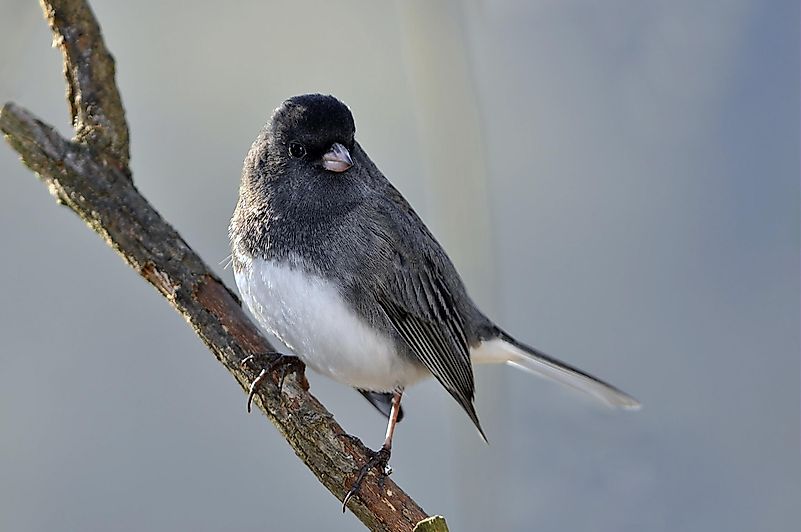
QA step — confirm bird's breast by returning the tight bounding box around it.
[233,253,428,392]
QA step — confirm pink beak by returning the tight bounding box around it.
[322,143,353,173]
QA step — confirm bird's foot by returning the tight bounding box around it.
[342,446,392,512]
[241,352,304,412]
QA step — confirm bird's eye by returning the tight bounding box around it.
[289,142,306,159]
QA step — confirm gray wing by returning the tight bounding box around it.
[366,190,486,439]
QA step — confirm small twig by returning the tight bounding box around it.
[2,1,442,530]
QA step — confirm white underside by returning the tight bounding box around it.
[234,255,429,392]
[234,254,639,409]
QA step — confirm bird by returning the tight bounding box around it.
[229,93,639,508]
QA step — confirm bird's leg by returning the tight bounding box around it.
[342,391,403,512]
[240,352,304,412]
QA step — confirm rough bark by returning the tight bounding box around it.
[2,1,447,530]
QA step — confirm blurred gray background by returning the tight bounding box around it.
[1,1,799,531]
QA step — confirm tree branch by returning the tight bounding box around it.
[41,0,129,171]
[2,1,443,530]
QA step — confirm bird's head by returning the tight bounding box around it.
[267,93,356,176]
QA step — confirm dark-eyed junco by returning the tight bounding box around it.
[229,94,639,507]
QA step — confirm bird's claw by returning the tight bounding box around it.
[342,447,392,512]
[240,351,281,369]
[242,352,303,413]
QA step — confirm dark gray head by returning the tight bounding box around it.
[235,94,373,210]
[265,93,357,177]
[231,94,377,259]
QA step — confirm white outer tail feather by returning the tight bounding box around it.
[471,338,641,410]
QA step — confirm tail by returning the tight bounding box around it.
[472,330,640,410]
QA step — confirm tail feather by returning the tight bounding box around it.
[472,332,640,410]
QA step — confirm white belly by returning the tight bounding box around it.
[233,255,429,392]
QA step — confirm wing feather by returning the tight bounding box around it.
[361,189,486,438]
[378,272,485,439]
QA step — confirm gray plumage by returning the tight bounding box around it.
[230,94,638,439]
